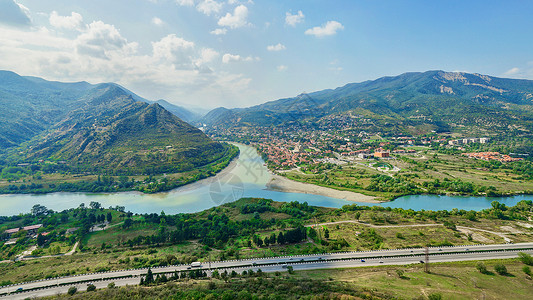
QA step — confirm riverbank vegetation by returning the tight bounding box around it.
[1,198,532,285]
[280,149,533,201]
[0,143,239,194]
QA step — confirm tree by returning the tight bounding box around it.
[106,212,113,223]
[277,232,285,244]
[123,218,133,229]
[494,263,507,275]
[31,204,48,216]
[107,282,116,289]
[87,284,96,292]
[145,268,154,284]
[324,228,330,239]
[89,201,101,210]
[36,233,45,247]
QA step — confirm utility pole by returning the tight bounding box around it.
[424,246,430,273]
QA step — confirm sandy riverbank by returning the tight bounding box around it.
[266,174,381,203]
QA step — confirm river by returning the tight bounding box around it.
[0,144,531,215]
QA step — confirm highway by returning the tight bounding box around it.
[1,242,532,299]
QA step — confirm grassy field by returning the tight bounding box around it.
[284,151,533,200]
[295,259,533,300]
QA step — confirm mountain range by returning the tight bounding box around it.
[0,71,223,174]
[201,70,533,135]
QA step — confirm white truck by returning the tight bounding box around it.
[190,262,202,268]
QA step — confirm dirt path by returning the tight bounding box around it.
[456,226,511,243]
[64,241,78,256]
[305,220,444,229]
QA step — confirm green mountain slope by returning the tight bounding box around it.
[202,71,533,134]
[0,71,227,175]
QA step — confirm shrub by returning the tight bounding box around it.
[494,263,507,275]
[428,293,442,300]
[67,286,77,295]
[518,252,533,266]
[523,266,531,276]
[476,262,488,274]
[107,282,116,289]
[87,284,96,291]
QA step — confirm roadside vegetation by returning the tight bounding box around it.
[1,198,532,285]
[40,258,533,300]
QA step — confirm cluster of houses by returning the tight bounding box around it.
[448,137,490,146]
[3,224,43,245]
[462,152,523,162]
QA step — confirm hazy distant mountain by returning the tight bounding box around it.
[0,71,225,173]
[202,70,533,134]
[153,99,201,123]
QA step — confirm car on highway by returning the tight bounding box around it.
[360,259,365,262]
[419,260,425,263]
[282,263,288,268]
[15,287,23,292]
[379,260,383,263]
[252,262,257,266]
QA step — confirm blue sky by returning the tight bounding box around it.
[0,0,532,108]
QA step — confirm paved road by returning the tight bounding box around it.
[2,242,532,299]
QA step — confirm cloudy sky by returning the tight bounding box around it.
[1,0,532,108]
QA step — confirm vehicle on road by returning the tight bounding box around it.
[15,287,23,292]
[361,259,365,262]
[282,263,288,268]
[191,262,202,268]
[419,260,425,263]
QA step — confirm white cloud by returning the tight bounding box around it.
[176,0,195,6]
[49,11,84,31]
[210,28,227,35]
[0,13,257,108]
[285,10,304,27]
[196,48,219,65]
[197,0,222,16]
[151,17,164,26]
[503,67,520,76]
[0,0,31,27]
[218,5,249,29]
[277,65,287,71]
[75,21,137,59]
[305,21,344,37]
[222,53,258,63]
[152,34,196,69]
[267,43,286,52]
